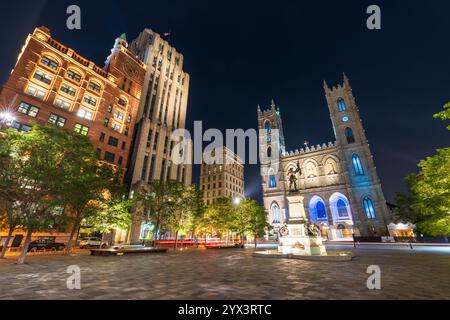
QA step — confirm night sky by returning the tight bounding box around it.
[0,0,448,203]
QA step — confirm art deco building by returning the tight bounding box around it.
[200,147,245,205]
[0,26,145,169]
[259,75,392,240]
[126,29,192,188]
[125,29,192,242]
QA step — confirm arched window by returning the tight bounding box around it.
[316,201,327,220]
[264,120,271,134]
[267,146,272,158]
[337,199,349,218]
[309,195,328,223]
[272,204,280,223]
[352,154,364,176]
[338,98,346,112]
[363,197,376,219]
[345,127,355,144]
[269,175,277,188]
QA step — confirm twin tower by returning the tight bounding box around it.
[258,75,390,239]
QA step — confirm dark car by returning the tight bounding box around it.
[28,239,65,252]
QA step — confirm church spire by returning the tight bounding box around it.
[271,99,276,110]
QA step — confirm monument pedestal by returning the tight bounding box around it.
[278,194,327,256]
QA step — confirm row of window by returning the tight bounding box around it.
[271,195,376,224]
[98,133,126,150]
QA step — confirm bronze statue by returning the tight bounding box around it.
[288,161,302,191]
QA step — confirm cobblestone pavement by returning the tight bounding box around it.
[0,247,449,300]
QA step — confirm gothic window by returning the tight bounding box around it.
[352,154,364,176]
[337,199,349,218]
[345,127,355,144]
[269,175,277,188]
[316,201,327,220]
[363,197,376,219]
[264,120,271,134]
[267,146,272,158]
[272,204,280,224]
[338,98,346,112]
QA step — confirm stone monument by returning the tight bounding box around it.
[278,193,327,256]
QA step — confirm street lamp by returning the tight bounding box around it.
[233,197,241,206]
[0,111,15,129]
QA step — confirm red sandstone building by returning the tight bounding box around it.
[0,26,146,244]
[0,26,146,169]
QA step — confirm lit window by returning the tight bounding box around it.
[352,154,364,176]
[83,95,97,106]
[272,204,280,224]
[88,82,102,93]
[54,98,71,110]
[337,199,349,218]
[363,197,376,219]
[26,86,46,100]
[17,102,39,117]
[77,108,93,120]
[40,56,59,70]
[115,110,124,120]
[112,123,122,132]
[48,114,66,127]
[33,70,53,85]
[269,175,277,188]
[338,98,346,112]
[316,201,327,220]
[60,84,76,96]
[67,70,81,82]
[74,124,89,136]
[264,120,271,134]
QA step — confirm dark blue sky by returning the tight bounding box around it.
[0,0,448,202]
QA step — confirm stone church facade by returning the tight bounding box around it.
[258,75,391,240]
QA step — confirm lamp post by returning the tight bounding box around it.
[0,111,15,130]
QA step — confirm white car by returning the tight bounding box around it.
[79,237,105,249]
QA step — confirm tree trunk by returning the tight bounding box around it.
[174,230,179,250]
[0,226,14,259]
[17,229,32,265]
[65,218,81,255]
[254,233,257,249]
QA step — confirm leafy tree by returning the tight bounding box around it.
[0,126,72,264]
[396,103,450,236]
[239,199,270,248]
[84,196,133,243]
[168,184,204,249]
[136,180,179,242]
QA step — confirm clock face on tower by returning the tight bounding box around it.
[342,116,350,123]
[122,60,139,79]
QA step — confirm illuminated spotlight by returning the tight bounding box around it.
[0,112,15,126]
[233,197,241,205]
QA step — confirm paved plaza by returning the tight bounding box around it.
[0,246,449,300]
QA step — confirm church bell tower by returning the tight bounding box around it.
[324,74,390,236]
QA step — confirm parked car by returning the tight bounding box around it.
[28,239,65,252]
[79,237,107,249]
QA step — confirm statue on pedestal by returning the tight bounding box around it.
[288,161,302,191]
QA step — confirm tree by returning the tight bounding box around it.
[0,126,72,264]
[136,180,179,243]
[396,103,450,236]
[239,199,270,248]
[84,196,133,243]
[168,184,204,249]
[62,160,124,254]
